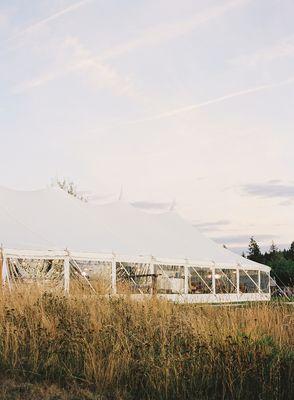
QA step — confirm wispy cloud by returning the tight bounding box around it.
[4,0,92,45]
[267,179,282,185]
[13,37,138,97]
[14,70,63,93]
[230,35,294,67]
[242,181,294,202]
[11,0,250,96]
[193,219,230,232]
[120,77,294,124]
[213,234,275,246]
[4,0,248,52]
[98,0,250,61]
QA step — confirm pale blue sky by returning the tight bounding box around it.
[1,0,294,252]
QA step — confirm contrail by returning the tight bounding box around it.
[122,77,294,125]
[4,0,92,44]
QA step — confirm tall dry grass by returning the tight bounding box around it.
[0,285,292,399]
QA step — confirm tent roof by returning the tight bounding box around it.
[0,186,269,270]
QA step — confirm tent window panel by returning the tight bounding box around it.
[215,269,237,294]
[73,260,112,293]
[75,260,111,280]
[188,267,212,294]
[260,271,269,293]
[7,258,64,286]
[239,270,259,293]
[116,262,152,294]
[155,265,184,294]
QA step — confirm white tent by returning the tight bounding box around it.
[0,186,270,302]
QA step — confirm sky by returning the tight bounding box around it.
[0,0,294,254]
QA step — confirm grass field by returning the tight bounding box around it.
[0,287,293,400]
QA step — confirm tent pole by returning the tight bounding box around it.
[2,254,10,290]
[0,247,3,287]
[184,260,189,295]
[1,247,9,288]
[64,253,70,294]
[258,270,261,293]
[236,267,240,298]
[212,263,216,296]
[111,255,117,295]
[268,272,271,295]
[150,256,155,296]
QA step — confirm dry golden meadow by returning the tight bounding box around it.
[0,285,293,400]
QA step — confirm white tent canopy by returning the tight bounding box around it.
[0,186,269,271]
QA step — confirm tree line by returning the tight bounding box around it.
[244,237,294,287]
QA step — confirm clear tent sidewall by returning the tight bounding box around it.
[1,248,271,303]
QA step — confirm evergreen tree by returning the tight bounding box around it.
[289,241,294,261]
[247,237,263,263]
[246,238,294,286]
[270,257,294,287]
[269,241,278,254]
